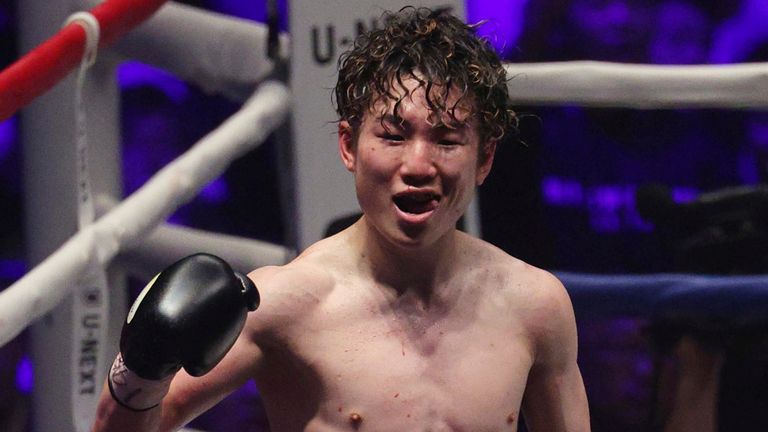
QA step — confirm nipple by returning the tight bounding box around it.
[349,412,363,428]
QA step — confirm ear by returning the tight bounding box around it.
[476,140,497,186]
[338,120,356,172]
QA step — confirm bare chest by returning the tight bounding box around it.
[264,299,533,431]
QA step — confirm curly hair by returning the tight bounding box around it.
[334,7,517,151]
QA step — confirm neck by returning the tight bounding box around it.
[352,217,459,302]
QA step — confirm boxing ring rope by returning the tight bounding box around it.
[0,0,290,122]
[0,0,171,121]
[558,272,768,323]
[104,200,295,279]
[0,80,289,347]
[504,61,768,109]
[81,0,290,101]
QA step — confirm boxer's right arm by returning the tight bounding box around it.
[91,254,261,432]
[92,379,163,432]
[92,317,266,432]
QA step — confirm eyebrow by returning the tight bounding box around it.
[379,114,407,128]
[377,114,468,132]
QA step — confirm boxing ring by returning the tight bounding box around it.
[1,0,768,431]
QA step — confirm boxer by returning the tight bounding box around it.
[92,7,590,431]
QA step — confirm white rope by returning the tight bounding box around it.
[91,194,293,278]
[505,60,768,109]
[80,0,289,101]
[0,81,290,347]
[64,12,100,68]
[117,222,294,279]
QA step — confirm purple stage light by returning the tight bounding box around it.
[118,61,189,104]
[671,186,699,204]
[200,178,230,204]
[0,258,25,281]
[0,115,16,161]
[542,176,583,206]
[15,355,33,394]
[466,0,528,57]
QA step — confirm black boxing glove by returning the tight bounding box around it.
[108,253,259,411]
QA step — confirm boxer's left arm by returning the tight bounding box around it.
[520,272,590,432]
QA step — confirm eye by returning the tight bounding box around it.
[437,138,462,147]
[381,133,405,142]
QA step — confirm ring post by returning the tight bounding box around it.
[18,2,126,431]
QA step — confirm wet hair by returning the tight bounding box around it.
[334,7,517,153]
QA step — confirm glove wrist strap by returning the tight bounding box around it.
[107,352,174,411]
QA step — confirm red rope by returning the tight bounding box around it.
[0,0,169,121]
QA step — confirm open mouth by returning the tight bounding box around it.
[393,193,440,215]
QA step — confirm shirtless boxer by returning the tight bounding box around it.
[92,7,590,431]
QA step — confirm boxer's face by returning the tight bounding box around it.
[339,77,495,249]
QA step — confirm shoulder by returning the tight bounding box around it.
[244,236,346,343]
[462,234,575,350]
[504,262,577,366]
[461,233,566,301]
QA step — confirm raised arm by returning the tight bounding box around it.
[521,272,590,432]
[91,254,261,432]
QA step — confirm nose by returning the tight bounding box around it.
[399,140,437,185]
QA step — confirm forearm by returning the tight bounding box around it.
[91,380,164,432]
